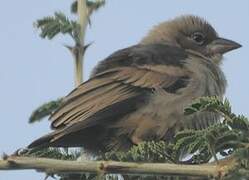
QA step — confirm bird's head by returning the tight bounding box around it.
[141,15,241,64]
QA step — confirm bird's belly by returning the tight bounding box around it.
[121,82,222,143]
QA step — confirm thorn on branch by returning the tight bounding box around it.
[65,42,93,59]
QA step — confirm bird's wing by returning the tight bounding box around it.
[49,66,189,140]
[45,44,191,142]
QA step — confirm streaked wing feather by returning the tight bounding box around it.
[51,82,120,125]
[50,65,188,133]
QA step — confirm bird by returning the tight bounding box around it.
[28,15,241,153]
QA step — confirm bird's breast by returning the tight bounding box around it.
[137,56,227,137]
[185,55,227,98]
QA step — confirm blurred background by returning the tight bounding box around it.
[0,0,248,179]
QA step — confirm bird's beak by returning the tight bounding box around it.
[208,38,242,55]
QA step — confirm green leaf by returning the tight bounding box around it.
[29,98,63,123]
[35,12,80,42]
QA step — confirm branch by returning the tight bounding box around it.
[0,156,237,178]
[73,0,89,86]
[73,0,105,86]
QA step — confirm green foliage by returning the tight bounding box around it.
[71,0,106,15]
[22,147,79,160]
[103,141,174,163]
[35,12,81,43]
[173,124,240,164]
[102,142,180,180]
[29,98,63,123]
[184,96,231,116]
[176,97,249,164]
[22,148,96,180]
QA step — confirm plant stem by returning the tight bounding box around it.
[74,0,88,87]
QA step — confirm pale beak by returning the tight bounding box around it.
[208,38,242,55]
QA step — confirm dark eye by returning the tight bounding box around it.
[191,32,205,45]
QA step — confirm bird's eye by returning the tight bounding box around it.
[191,32,205,45]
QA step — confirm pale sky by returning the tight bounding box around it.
[0,0,248,179]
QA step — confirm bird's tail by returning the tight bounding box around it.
[28,132,57,149]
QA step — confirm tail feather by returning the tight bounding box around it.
[28,126,106,151]
[28,132,56,149]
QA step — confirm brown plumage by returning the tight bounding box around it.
[28,15,241,153]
